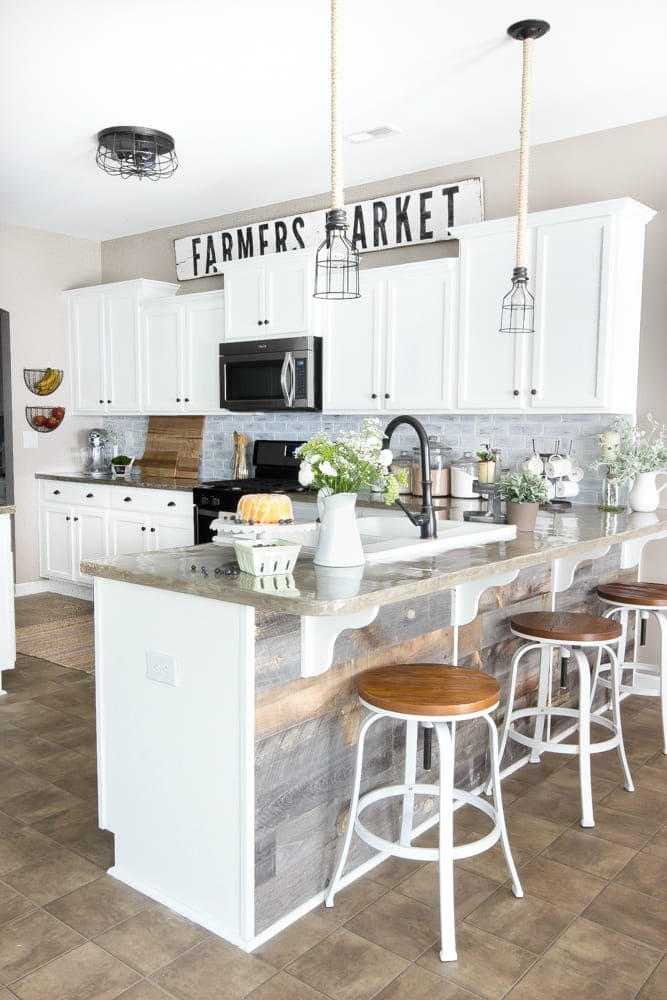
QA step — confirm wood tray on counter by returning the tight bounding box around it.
[135,416,205,479]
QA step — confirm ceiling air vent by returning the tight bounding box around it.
[345,125,403,144]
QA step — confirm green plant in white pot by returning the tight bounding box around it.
[497,471,549,531]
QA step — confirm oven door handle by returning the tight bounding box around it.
[280,352,295,408]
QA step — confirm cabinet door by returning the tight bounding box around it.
[72,509,108,584]
[183,294,224,412]
[384,263,456,411]
[142,302,184,412]
[529,217,609,410]
[223,264,266,340]
[457,230,527,410]
[68,295,107,414]
[323,275,384,412]
[151,516,194,551]
[109,512,151,556]
[265,253,313,335]
[105,293,141,413]
[39,506,73,580]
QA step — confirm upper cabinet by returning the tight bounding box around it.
[67,280,179,415]
[323,259,458,413]
[452,198,655,413]
[222,249,318,340]
[141,291,224,413]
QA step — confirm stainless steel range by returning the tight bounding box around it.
[193,438,306,543]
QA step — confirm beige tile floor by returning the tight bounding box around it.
[0,650,666,999]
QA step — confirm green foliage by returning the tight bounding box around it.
[112,455,132,466]
[589,415,667,483]
[497,471,549,504]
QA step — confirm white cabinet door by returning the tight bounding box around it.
[323,275,384,412]
[265,252,313,335]
[456,229,527,410]
[39,506,73,581]
[72,509,109,584]
[183,293,224,412]
[384,262,457,411]
[529,217,608,410]
[105,292,141,413]
[152,516,194,551]
[109,512,151,556]
[224,264,266,339]
[69,295,107,413]
[142,301,183,412]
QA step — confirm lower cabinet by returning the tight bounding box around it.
[38,480,194,586]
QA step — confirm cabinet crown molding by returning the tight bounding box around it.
[450,197,656,240]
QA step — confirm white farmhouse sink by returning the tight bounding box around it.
[354,514,516,563]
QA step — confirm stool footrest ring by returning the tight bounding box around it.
[596,662,661,698]
[507,707,620,756]
[354,783,502,863]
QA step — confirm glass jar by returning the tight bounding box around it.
[411,437,452,497]
[450,452,479,498]
[598,475,627,513]
[390,451,413,496]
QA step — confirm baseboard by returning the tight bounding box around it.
[15,579,93,601]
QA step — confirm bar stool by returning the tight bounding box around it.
[496,612,634,828]
[324,664,523,963]
[594,582,667,754]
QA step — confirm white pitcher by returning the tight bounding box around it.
[628,471,667,512]
[314,492,365,567]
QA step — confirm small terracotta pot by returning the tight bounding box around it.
[506,501,539,532]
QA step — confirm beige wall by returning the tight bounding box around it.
[0,223,101,584]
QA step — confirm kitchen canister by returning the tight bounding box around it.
[390,451,413,496]
[412,437,452,498]
[450,452,479,498]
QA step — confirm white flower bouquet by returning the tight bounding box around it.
[591,415,667,483]
[296,418,405,504]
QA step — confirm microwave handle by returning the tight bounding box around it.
[280,352,296,408]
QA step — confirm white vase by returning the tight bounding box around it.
[314,492,365,567]
[628,471,667,512]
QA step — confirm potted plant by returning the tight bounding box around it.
[590,415,667,513]
[497,471,549,531]
[476,444,500,484]
[111,454,134,478]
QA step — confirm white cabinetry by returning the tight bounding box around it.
[141,291,224,413]
[0,513,16,694]
[67,280,179,415]
[223,249,317,340]
[453,198,655,413]
[38,480,194,587]
[323,259,457,413]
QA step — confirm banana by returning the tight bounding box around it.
[35,368,59,394]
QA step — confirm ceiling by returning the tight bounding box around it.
[2,0,666,241]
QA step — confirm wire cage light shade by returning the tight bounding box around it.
[96,126,178,180]
[500,266,534,334]
[314,209,360,299]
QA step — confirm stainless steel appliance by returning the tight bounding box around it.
[219,336,322,411]
[193,438,306,543]
[82,428,112,478]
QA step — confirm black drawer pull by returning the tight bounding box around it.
[167,501,176,507]
[123,497,132,503]
[86,493,94,498]
[53,489,61,495]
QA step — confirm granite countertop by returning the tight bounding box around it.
[35,472,200,492]
[81,506,667,616]
[0,506,15,516]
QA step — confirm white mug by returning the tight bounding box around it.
[545,457,572,479]
[522,454,543,475]
[544,479,556,500]
[555,480,579,498]
[568,465,585,483]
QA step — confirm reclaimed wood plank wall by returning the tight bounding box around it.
[253,544,636,933]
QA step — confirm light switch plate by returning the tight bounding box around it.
[23,431,38,449]
[146,650,177,686]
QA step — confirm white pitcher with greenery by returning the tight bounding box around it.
[591,415,667,513]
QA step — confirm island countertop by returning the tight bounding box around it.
[81,506,667,616]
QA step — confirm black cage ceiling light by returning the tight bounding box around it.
[313,0,360,300]
[96,126,178,181]
[499,19,550,334]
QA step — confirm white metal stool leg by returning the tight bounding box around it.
[658,612,667,754]
[400,720,418,846]
[325,712,380,906]
[530,644,553,763]
[605,642,634,791]
[573,648,594,828]
[483,713,523,898]
[433,721,456,962]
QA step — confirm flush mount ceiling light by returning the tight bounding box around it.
[96,126,178,181]
[499,19,550,334]
[313,0,360,300]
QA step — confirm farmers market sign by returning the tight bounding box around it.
[174,178,483,281]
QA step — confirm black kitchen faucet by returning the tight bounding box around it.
[383,415,437,539]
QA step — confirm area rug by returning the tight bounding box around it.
[15,593,95,673]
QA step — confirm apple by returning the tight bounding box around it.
[52,406,65,419]
[33,415,48,427]
[46,415,59,428]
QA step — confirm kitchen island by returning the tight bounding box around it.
[83,506,667,951]
[0,506,16,695]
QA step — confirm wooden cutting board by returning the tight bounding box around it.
[137,416,205,479]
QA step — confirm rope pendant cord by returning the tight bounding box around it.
[330,0,343,211]
[515,36,533,270]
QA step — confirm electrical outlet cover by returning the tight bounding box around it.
[145,650,177,686]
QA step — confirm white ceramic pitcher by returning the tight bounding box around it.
[314,492,365,567]
[628,471,667,512]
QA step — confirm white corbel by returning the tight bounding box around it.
[300,606,380,677]
[450,570,520,628]
[620,528,667,571]
[551,546,611,598]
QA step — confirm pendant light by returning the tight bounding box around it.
[96,127,178,181]
[313,0,360,299]
[499,19,550,334]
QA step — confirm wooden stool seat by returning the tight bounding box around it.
[357,665,500,717]
[510,611,622,644]
[597,582,667,607]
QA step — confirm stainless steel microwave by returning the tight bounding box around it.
[219,335,322,411]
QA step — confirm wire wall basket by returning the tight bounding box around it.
[23,368,64,396]
[25,406,65,432]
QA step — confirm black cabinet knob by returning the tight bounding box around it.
[371,393,378,399]
[73,516,79,522]
[257,320,262,326]
[66,515,70,521]
[513,389,520,396]
[184,397,189,403]
[86,493,93,498]
[141,525,146,531]
[176,397,181,402]
[99,399,104,404]
[384,393,390,399]
[264,319,269,325]
[150,527,156,533]
[53,489,61,495]
[123,497,132,503]
[167,501,176,507]
[531,388,537,395]
[107,400,111,404]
